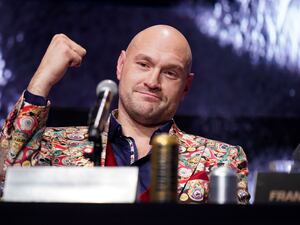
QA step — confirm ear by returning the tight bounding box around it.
[182,73,194,99]
[116,50,126,80]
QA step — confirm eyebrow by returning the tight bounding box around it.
[134,54,153,62]
[134,53,185,72]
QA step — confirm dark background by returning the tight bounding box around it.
[0,0,299,199]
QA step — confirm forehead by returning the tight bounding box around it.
[128,37,190,67]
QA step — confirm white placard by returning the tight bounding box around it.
[3,167,138,203]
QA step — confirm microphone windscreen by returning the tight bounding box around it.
[96,79,118,96]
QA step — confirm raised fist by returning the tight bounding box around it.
[27,34,87,97]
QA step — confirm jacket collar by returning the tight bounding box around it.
[101,111,206,193]
[107,110,173,143]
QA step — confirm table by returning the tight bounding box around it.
[0,202,299,225]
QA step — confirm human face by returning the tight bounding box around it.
[117,39,192,126]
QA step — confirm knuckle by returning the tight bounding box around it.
[52,33,67,43]
[56,44,72,59]
[76,55,82,63]
[82,48,87,56]
[53,33,62,40]
[61,47,72,58]
[71,59,81,67]
[75,56,82,65]
[59,43,69,52]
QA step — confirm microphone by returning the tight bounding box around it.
[88,79,118,165]
[290,144,300,173]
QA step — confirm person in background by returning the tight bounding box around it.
[0,25,250,203]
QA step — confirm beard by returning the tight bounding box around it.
[118,87,175,127]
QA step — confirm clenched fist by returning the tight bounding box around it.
[27,34,86,97]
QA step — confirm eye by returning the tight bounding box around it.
[164,70,178,79]
[137,61,149,69]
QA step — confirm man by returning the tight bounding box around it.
[0,25,250,203]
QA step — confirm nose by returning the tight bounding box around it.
[144,68,161,90]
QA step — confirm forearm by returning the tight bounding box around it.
[0,92,50,178]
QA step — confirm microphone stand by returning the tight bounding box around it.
[87,88,110,167]
[87,80,118,167]
[88,127,102,166]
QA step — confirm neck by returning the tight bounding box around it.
[117,109,159,139]
[116,108,161,159]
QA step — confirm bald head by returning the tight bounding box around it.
[126,25,192,74]
[116,25,194,126]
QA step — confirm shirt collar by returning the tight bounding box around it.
[108,110,173,142]
[108,110,122,141]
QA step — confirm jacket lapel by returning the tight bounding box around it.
[169,123,208,196]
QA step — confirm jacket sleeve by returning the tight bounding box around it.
[231,145,251,204]
[0,92,50,183]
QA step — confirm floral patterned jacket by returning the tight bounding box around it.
[0,93,250,203]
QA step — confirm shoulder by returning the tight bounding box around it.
[170,123,207,148]
[171,123,245,157]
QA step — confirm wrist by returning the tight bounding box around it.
[27,75,52,98]
[24,90,48,106]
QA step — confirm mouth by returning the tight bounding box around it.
[136,91,162,101]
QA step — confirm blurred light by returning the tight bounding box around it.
[0,73,7,86]
[289,88,296,97]
[3,69,12,79]
[0,34,15,126]
[0,59,5,69]
[7,36,14,49]
[16,32,24,43]
[0,49,5,86]
[180,0,300,73]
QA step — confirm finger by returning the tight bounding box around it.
[66,37,87,57]
[71,43,87,58]
[53,34,86,57]
[69,50,82,67]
